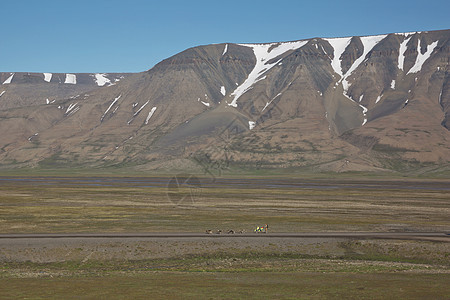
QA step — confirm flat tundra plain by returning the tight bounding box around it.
[0,176,448,299]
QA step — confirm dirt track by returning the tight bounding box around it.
[0,232,448,241]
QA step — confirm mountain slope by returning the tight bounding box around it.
[0,30,449,174]
[0,72,132,110]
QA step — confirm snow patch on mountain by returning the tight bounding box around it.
[94,73,112,86]
[262,93,282,112]
[222,44,228,56]
[28,133,39,142]
[0,91,5,97]
[134,100,149,117]
[341,35,387,92]
[229,40,308,107]
[341,89,369,126]
[398,36,412,71]
[66,103,78,114]
[101,95,121,122]
[248,121,256,130]
[391,80,396,89]
[325,37,352,77]
[65,74,76,84]
[376,95,382,104]
[220,86,226,96]
[360,104,368,126]
[65,103,80,116]
[397,32,421,36]
[201,101,210,107]
[114,76,124,83]
[319,44,328,56]
[2,73,14,84]
[43,73,52,82]
[145,107,157,124]
[128,100,150,125]
[407,40,439,74]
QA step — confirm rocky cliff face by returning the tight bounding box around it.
[0,30,449,174]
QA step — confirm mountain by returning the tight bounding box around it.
[0,30,449,175]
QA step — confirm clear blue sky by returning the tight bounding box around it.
[1,0,448,73]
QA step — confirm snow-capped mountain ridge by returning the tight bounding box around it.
[232,31,421,48]
[1,72,128,86]
[0,29,448,173]
[0,72,133,110]
[224,31,442,130]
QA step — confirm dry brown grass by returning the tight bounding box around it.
[0,177,448,233]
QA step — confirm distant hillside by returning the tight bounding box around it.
[0,30,449,175]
